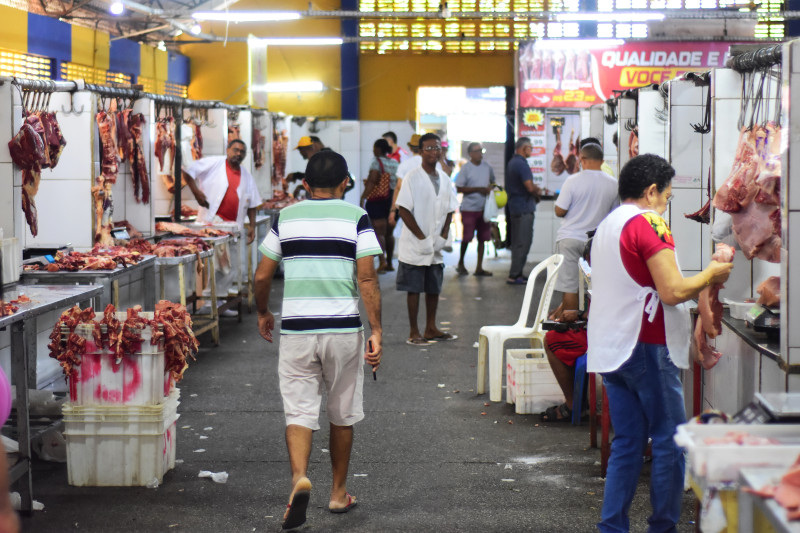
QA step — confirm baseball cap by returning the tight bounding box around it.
[441,140,449,148]
[408,134,421,148]
[295,136,313,149]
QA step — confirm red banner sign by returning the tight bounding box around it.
[518,41,734,109]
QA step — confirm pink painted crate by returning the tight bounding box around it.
[66,313,172,406]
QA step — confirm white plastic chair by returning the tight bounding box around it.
[477,253,564,402]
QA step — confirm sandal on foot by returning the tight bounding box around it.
[541,403,572,422]
[456,266,469,276]
[329,493,357,514]
[406,338,433,346]
[473,270,493,277]
[282,478,312,530]
[424,333,458,342]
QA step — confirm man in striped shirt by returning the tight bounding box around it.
[255,151,383,530]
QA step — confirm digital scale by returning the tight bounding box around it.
[734,393,800,424]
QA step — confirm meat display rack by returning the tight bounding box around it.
[155,248,219,345]
[0,284,103,513]
[20,255,157,311]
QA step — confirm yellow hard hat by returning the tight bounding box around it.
[494,188,508,208]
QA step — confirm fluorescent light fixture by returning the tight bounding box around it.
[248,37,343,46]
[556,12,665,22]
[535,38,625,50]
[190,23,202,35]
[251,81,325,93]
[109,1,124,15]
[192,11,301,22]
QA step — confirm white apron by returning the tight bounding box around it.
[587,204,692,373]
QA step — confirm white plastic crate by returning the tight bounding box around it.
[505,348,565,414]
[64,390,179,487]
[66,314,172,406]
[674,423,800,486]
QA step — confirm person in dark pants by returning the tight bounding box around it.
[504,137,541,285]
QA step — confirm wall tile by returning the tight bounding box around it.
[45,93,93,180]
[670,106,703,188]
[670,188,703,271]
[789,212,800,348]
[760,355,787,393]
[793,41,800,73]
[713,100,741,190]
[713,69,743,100]
[0,85,12,164]
[25,179,93,250]
[0,163,13,236]
[670,80,702,106]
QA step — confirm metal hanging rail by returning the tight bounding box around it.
[726,44,782,72]
[0,78,81,93]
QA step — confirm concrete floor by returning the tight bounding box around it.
[21,246,698,532]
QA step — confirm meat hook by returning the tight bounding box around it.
[691,84,712,134]
[60,92,85,116]
[604,99,617,125]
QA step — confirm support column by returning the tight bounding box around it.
[579,0,598,38]
[340,0,359,119]
[788,0,800,37]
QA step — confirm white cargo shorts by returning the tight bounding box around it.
[278,331,365,430]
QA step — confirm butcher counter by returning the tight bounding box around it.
[0,284,103,513]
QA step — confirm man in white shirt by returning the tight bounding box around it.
[552,142,618,315]
[183,139,262,314]
[395,133,458,346]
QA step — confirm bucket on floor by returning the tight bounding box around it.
[506,349,565,414]
[66,314,172,406]
[63,389,179,486]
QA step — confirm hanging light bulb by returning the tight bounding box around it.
[109,1,124,15]
[190,23,202,35]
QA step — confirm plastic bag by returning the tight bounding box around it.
[483,192,499,222]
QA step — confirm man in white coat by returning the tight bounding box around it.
[395,133,458,346]
[182,139,262,313]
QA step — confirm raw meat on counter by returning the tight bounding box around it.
[169,205,198,219]
[713,124,782,262]
[23,246,147,272]
[113,220,143,239]
[742,457,800,521]
[0,294,30,317]
[155,221,232,238]
[126,237,210,257]
[693,243,735,370]
[260,191,300,210]
[757,276,780,307]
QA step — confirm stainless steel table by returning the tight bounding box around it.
[155,249,219,344]
[197,234,243,321]
[0,284,103,513]
[739,467,800,533]
[20,255,157,311]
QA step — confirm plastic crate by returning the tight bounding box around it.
[66,314,172,406]
[674,423,800,486]
[64,390,179,487]
[505,348,565,414]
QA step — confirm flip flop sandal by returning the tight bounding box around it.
[540,403,572,423]
[424,333,458,342]
[473,270,493,276]
[456,266,469,276]
[282,479,312,530]
[329,493,357,514]
[406,338,433,346]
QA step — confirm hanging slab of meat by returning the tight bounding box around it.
[9,120,47,236]
[756,276,780,307]
[693,243,735,370]
[155,116,176,176]
[550,127,566,175]
[272,132,287,190]
[563,51,576,81]
[565,131,580,175]
[553,51,566,81]
[38,112,67,169]
[127,113,150,204]
[96,111,119,185]
[116,109,133,162]
[252,128,266,170]
[713,124,781,262]
[191,122,203,160]
[628,127,639,160]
